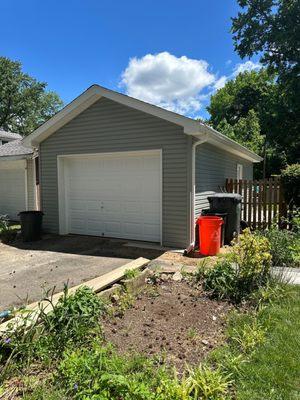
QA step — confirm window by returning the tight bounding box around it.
[237,164,243,180]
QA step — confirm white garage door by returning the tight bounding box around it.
[60,151,161,242]
[0,161,26,220]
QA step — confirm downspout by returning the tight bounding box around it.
[185,135,209,255]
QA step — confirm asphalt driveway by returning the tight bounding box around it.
[0,235,162,311]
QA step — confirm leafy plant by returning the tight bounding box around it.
[260,225,300,268]
[0,286,106,371]
[231,320,266,353]
[186,364,232,400]
[0,215,17,244]
[124,268,140,280]
[201,229,272,303]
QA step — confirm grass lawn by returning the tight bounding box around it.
[234,285,300,400]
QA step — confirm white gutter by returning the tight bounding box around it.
[186,134,209,254]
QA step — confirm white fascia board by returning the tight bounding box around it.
[23,86,102,147]
[190,124,263,163]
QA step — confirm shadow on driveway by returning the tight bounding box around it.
[0,234,164,311]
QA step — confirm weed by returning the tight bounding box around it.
[186,364,232,400]
[123,268,140,280]
[187,327,198,340]
[0,285,106,375]
[231,319,266,353]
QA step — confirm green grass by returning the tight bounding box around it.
[234,285,300,399]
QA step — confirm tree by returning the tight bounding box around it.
[0,57,63,136]
[207,68,298,177]
[231,0,300,171]
[216,109,264,155]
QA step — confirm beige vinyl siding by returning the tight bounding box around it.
[195,142,253,216]
[40,97,190,248]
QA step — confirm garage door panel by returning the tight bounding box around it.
[64,152,161,242]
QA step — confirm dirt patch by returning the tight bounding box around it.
[102,280,233,370]
[156,246,232,268]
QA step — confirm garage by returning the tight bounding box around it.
[0,160,27,220]
[58,150,162,243]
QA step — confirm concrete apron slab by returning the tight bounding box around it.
[272,267,300,285]
[0,244,130,311]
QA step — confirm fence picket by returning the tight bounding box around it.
[226,177,285,230]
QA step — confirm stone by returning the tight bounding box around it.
[201,339,209,346]
[172,271,183,282]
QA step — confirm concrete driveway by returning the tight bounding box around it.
[0,235,162,311]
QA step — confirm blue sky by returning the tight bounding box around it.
[0,0,260,119]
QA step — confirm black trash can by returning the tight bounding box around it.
[19,211,44,242]
[201,209,227,247]
[207,193,242,245]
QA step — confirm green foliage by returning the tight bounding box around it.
[201,259,237,300]
[58,342,232,400]
[58,344,159,399]
[216,109,264,155]
[0,215,17,244]
[0,286,105,371]
[123,268,140,280]
[281,163,300,206]
[261,225,300,268]
[185,365,232,400]
[207,67,299,176]
[201,229,272,303]
[231,0,300,82]
[0,57,63,135]
[230,0,300,175]
[233,286,300,399]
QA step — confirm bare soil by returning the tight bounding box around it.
[103,280,233,370]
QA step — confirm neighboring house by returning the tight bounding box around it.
[0,130,37,220]
[23,85,262,248]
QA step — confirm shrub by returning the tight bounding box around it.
[261,226,300,268]
[200,229,272,303]
[281,163,300,206]
[202,259,236,300]
[0,215,17,244]
[0,286,106,369]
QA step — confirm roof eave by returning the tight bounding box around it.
[0,154,33,161]
[22,84,262,163]
[189,124,263,163]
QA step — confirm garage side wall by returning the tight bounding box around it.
[195,142,253,216]
[40,97,190,248]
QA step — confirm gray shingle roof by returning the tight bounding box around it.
[0,130,22,141]
[0,140,33,157]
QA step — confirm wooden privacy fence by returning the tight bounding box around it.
[225,177,287,230]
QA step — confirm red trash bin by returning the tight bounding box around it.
[196,216,223,256]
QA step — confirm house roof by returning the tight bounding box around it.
[23,84,263,163]
[0,130,22,141]
[0,139,33,160]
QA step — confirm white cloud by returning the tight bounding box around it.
[121,52,216,116]
[233,60,261,76]
[214,76,227,90]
